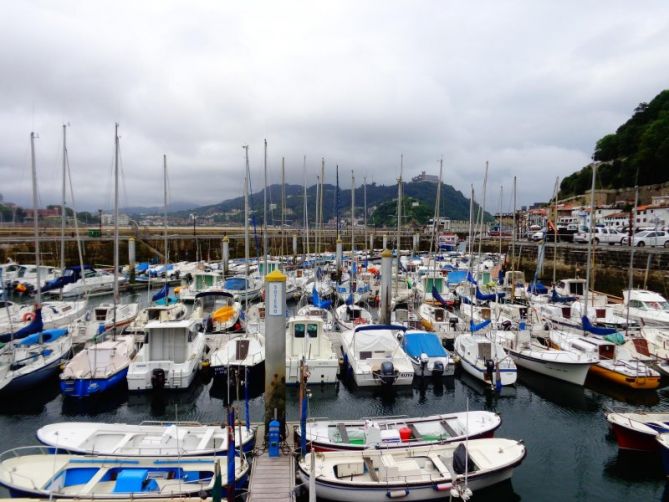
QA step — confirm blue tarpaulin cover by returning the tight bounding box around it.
[446,270,467,285]
[113,469,150,493]
[403,332,446,358]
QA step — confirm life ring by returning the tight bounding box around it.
[22,312,35,323]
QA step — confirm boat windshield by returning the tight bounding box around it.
[643,301,669,311]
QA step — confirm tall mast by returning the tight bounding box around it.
[60,125,67,277]
[476,162,489,276]
[320,159,325,255]
[163,155,168,268]
[498,185,503,256]
[281,157,286,256]
[552,177,560,285]
[468,185,474,257]
[363,176,367,257]
[430,159,443,269]
[396,155,403,294]
[113,124,120,315]
[315,175,320,255]
[512,176,517,274]
[243,145,250,313]
[30,132,41,306]
[263,139,268,273]
[336,165,340,241]
[625,184,639,335]
[583,163,597,319]
[303,155,309,257]
[351,170,355,258]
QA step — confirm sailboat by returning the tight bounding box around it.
[60,124,139,398]
[0,132,73,394]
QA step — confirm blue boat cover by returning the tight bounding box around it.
[403,332,446,357]
[224,277,247,290]
[311,287,332,309]
[152,284,169,302]
[113,469,151,493]
[432,286,449,308]
[527,281,548,295]
[17,328,68,346]
[581,316,619,336]
[475,287,505,301]
[470,319,491,332]
[550,289,577,303]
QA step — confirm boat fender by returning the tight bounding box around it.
[386,489,409,498]
[485,358,495,380]
[151,368,166,390]
[434,483,452,491]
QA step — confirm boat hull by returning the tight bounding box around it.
[609,422,659,452]
[589,364,660,390]
[60,367,129,398]
[0,355,65,395]
[510,351,591,386]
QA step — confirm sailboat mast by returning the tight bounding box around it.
[512,176,517,275]
[476,162,489,276]
[429,159,443,273]
[396,155,403,294]
[351,171,355,258]
[303,155,309,257]
[263,139,268,273]
[30,132,41,306]
[243,145,250,313]
[468,185,474,257]
[281,158,286,256]
[315,175,320,255]
[163,155,168,267]
[60,125,67,277]
[498,185,503,256]
[583,163,597,318]
[320,159,325,255]
[625,184,639,334]
[113,124,120,312]
[552,177,560,285]
[363,176,367,257]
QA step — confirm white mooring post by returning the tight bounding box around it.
[222,236,229,276]
[382,234,388,250]
[128,237,136,283]
[335,238,343,273]
[264,269,287,437]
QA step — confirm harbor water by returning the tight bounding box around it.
[0,292,668,501]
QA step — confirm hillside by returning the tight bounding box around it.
[185,180,489,226]
[559,89,669,198]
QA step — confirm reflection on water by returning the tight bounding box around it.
[0,374,60,415]
[61,384,129,416]
[585,375,660,407]
[517,370,598,412]
[604,450,665,482]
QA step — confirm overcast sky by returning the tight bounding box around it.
[2,1,668,213]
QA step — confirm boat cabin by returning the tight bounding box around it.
[287,316,328,358]
[144,320,198,364]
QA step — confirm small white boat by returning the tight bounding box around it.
[298,438,526,501]
[37,421,256,456]
[335,304,373,331]
[296,411,501,451]
[417,302,461,343]
[296,305,335,330]
[0,446,249,499]
[495,329,597,386]
[607,411,669,452]
[70,302,139,345]
[209,331,265,387]
[286,315,339,384]
[340,324,414,387]
[60,335,137,398]
[222,276,262,303]
[123,303,188,336]
[613,289,669,328]
[190,291,244,347]
[126,319,205,391]
[454,333,517,387]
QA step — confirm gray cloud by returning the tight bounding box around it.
[2,1,668,214]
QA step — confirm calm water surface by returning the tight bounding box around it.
[1,292,668,501]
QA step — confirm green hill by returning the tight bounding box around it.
[560,89,669,198]
[188,180,489,226]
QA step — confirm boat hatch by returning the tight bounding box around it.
[334,461,364,478]
[95,308,108,321]
[434,308,445,322]
[598,344,615,360]
[478,342,492,360]
[632,338,651,356]
[595,308,606,319]
[112,469,158,493]
[562,307,571,318]
[236,339,250,360]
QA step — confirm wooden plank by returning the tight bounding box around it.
[248,451,295,502]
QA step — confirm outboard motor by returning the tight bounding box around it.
[419,353,429,377]
[379,361,396,386]
[432,360,445,377]
[484,359,495,382]
[502,320,512,331]
[151,368,166,390]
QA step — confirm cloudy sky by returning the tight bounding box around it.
[2,1,668,213]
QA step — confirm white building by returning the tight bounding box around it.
[101,213,130,226]
[636,204,669,229]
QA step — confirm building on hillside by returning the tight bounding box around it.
[600,211,629,228]
[636,204,669,228]
[411,171,439,184]
[101,212,130,226]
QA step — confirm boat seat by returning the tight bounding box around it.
[336,423,350,443]
[196,428,216,451]
[408,424,422,440]
[440,420,457,437]
[363,456,379,481]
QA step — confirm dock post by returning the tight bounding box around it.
[336,238,343,273]
[264,269,287,438]
[292,234,298,264]
[370,233,374,252]
[222,236,229,276]
[379,248,392,324]
[382,234,388,250]
[128,237,136,283]
[413,233,419,252]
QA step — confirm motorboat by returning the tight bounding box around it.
[42,265,121,298]
[286,316,338,384]
[297,438,526,501]
[126,319,205,391]
[69,302,139,346]
[495,329,597,385]
[296,411,501,451]
[335,304,372,331]
[400,330,454,378]
[548,330,660,390]
[190,291,244,347]
[222,276,262,303]
[60,335,137,398]
[613,289,669,327]
[340,324,414,387]
[607,411,669,451]
[37,421,255,456]
[454,333,517,387]
[0,446,249,499]
[0,327,72,394]
[123,303,188,337]
[209,331,265,388]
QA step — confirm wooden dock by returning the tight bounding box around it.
[247,423,296,502]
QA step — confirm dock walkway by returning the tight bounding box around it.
[247,423,296,502]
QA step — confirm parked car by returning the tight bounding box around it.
[621,230,669,247]
[530,229,546,241]
[573,226,622,245]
